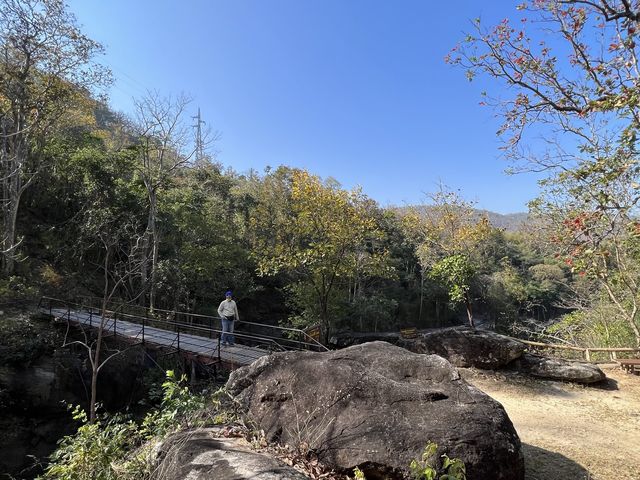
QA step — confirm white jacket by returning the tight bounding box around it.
[218,299,239,321]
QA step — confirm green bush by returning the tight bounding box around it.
[0,275,38,302]
[547,305,636,359]
[409,442,466,480]
[41,407,142,480]
[40,371,232,480]
[0,314,58,367]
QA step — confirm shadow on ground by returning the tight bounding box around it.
[524,443,590,480]
[590,376,619,390]
[460,369,579,399]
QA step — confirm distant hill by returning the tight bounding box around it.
[477,210,529,232]
[389,206,529,232]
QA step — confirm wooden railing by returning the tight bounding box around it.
[38,296,328,353]
[519,339,640,362]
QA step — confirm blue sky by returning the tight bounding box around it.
[66,0,538,214]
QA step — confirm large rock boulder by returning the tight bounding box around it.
[154,427,310,480]
[227,341,524,480]
[398,327,526,369]
[328,331,401,348]
[513,353,606,384]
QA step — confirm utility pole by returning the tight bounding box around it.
[192,107,205,164]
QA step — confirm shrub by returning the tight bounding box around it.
[40,371,232,480]
[409,442,466,480]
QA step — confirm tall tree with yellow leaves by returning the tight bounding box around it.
[250,168,392,342]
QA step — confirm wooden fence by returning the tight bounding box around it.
[519,339,640,362]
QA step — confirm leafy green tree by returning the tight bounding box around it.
[428,254,477,326]
[402,188,492,327]
[157,164,255,313]
[250,168,392,341]
[0,0,109,275]
[485,258,528,326]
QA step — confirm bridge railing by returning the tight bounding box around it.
[39,296,327,355]
[39,296,220,362]
[72,295,328,352]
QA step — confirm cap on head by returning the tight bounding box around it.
[225,290,232,297]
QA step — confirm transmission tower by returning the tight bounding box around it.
[192,107,206,163]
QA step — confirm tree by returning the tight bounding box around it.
[249,168,391,342]
[157,163,255,313]
[76,210,142,423]
[132,91,201,310]
[530,164,640,345]
[447,1,640,166]
[58,138,144,423]
[449,0,640,345]
[0,0,109,275]
[402,188,491,327]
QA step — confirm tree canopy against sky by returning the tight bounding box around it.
[64,0,542,214]
[449,0,640,345]
[0,0,109,274]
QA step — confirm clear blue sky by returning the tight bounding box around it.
[66,0,538,214]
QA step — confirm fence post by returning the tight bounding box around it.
[142,311,147,344]
[177,330,180,352]
[89,308,92,328]
[584,349,591,362]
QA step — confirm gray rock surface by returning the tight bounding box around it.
[398,326,526,369]
[154,428,310,480]
[513,352,607,384]
[328,331,401,348]
[227,341,524,480]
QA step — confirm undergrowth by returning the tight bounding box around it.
[39,370,234,480]
[40,372,468,480]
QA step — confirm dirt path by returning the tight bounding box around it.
[463,367,640,480]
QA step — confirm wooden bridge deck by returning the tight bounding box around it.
[47,307,270,367]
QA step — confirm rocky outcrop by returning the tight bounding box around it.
[328,331,401,348]
[513,353,606,384]
[227,341,524,480]
[154,428,310,480]
[398,327,526,369]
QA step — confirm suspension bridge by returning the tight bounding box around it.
[38,296,327,371]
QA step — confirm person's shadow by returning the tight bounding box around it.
[523,443,590,479]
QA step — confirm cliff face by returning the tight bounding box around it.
[0,312,80,478]
[0,310,153,478]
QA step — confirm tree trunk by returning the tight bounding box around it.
[90,249,111,423]
[2,198,18,276]
[465,293,475,328]
[1,114,27,277]
[418,269,424,324]
[148,188,159,311]
[319,296,330,345]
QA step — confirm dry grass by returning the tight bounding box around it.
[462,367,640,480]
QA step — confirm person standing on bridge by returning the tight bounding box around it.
[218,290,239,346]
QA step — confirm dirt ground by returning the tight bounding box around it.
[462,366,640,480]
